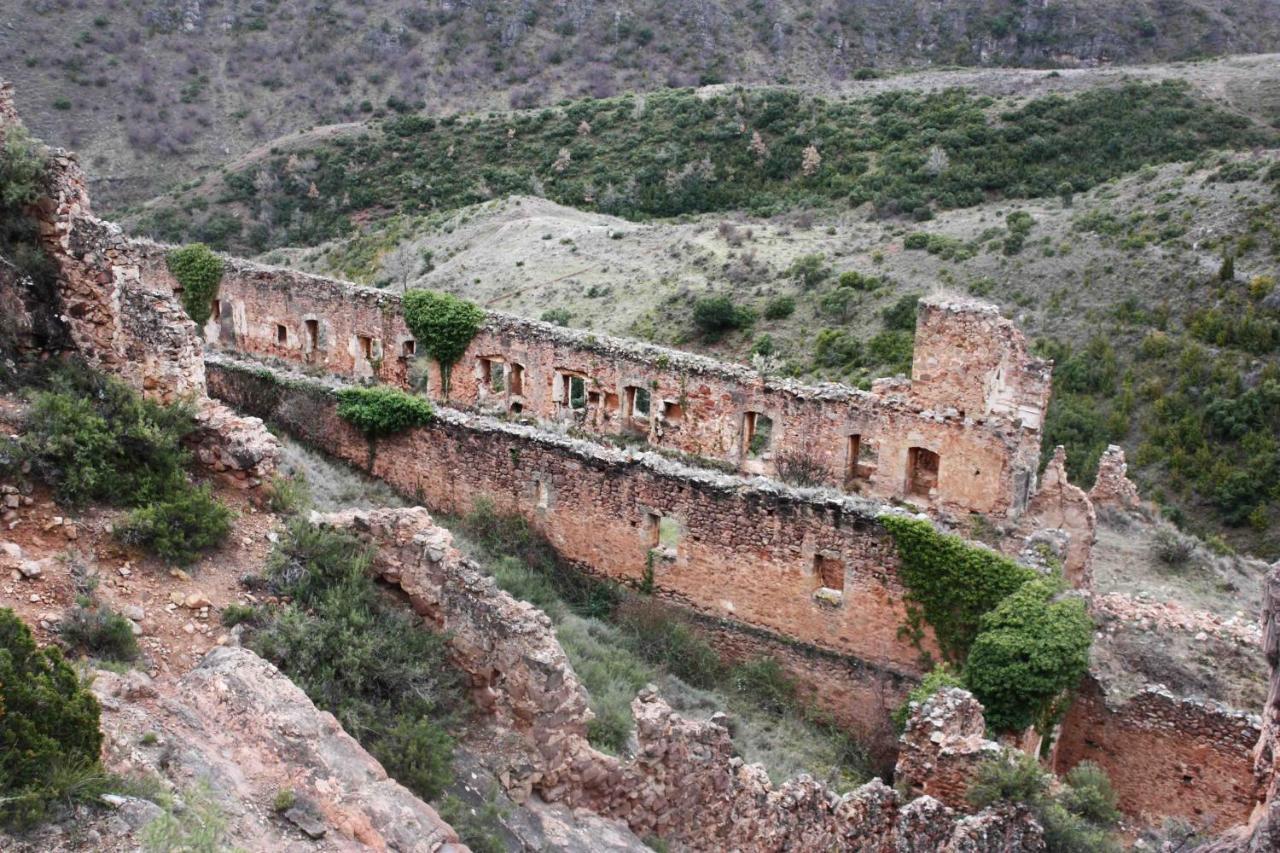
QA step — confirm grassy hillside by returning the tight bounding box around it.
[131,80,1268,254]
[121,72,1280,557]
[4,0,1280,207]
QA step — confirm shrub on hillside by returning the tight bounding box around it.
[59,603,139,662]
[763,295,796,320]
[116,484,233,566]
[336,386,434,437]
[248,521,465,800]
[19,364,232,564]
[0,608,105,829]
[20,366,193,506]
[881,295,920,332]
[692,294,755,342]
[785,254,831,289]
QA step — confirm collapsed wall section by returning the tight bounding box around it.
[0,87,280,484]
[132,242,1048,520]
[317,505,1044,851]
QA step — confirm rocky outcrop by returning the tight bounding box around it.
[92,648,465,852]
[319,505,1044,851]
[1089,445,1143,513]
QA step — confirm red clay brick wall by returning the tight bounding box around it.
[133,244,1047,521]
[207,357,933,684]
[1053,676,1260,828]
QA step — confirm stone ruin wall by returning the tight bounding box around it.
[206,355,932,742]
[317,505,1046,851]
[9,82,1270,838]
[1053,674,1261,830]
[130,243,1049,522]
[208,354,1265,831]
[0,86,280,485]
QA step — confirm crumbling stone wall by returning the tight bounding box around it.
[208,355,932,732]
[1197,563,1280,852]
[0,88,280,484]
[318,505,1045,851]
[895,688,1004,810]
[1053,675,1261,829]
[134,241,1050,521]
[1090,444,1144,512]
[1012,445,1097,588]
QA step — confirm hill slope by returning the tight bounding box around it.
[4,0,1280,207]
[118,59,1280,557]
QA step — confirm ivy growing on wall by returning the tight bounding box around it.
[336,386,434,437]
[880,515,1037,662]
[166,243,223,329]
[881,515,1094,735]
[401,290,484,398]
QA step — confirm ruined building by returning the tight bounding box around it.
[134,249,1051,522]
[4,78,1278,848]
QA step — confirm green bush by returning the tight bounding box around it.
[837,271,881,291]
[59,604,139,662]
[166,244,224,328]
[0,125,46,209]
[969,751,1121,853]
[963,578,1092,733]
[336,386,434,437]
[220,603,262,627]
[881,295,920,332]
[117,484,233,566]
[20,367,194,507]
[1061,761,1121,828]
[785,254,831,289]
[19,365,233,564]
[0,608,105,829]
[763,295,796,320]
[402,290,485,395]
[248,521,465,801]
[813,328,864,371]
[692,295,755,342]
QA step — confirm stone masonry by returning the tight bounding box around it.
[128,241,1051,522]
[0,83,280,486]
[317,505,1045,851]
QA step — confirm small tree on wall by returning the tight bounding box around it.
[166,243,223,329]
[401,290,485,398]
